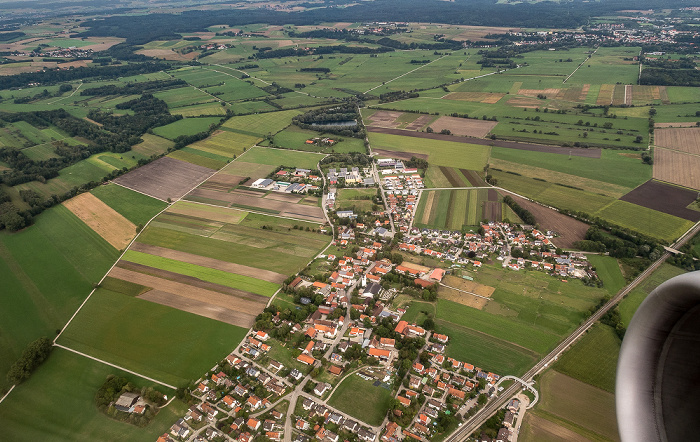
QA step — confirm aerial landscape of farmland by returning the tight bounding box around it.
[1,1,700,441]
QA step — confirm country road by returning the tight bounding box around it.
[446,219,700,441]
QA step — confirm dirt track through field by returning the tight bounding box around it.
[130,242,288,283]
[109,266,266,327]
[63,192,136,250]
[367,127,601,158]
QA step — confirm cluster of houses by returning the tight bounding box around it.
[295,396,377,442]
[475,398,522,442]
[397,222,598,281]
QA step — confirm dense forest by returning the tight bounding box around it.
[74,0,684,45]
[293,103,365,138]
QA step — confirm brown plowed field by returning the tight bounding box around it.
[63,192,136,250]
[114,156,215,201]
[504,193,589,249]
[186,188,325,222]
[367,127,601,158]
[461,169,486,187]
[265,193,303,203]
[654,148,700,191]
[655,127,700,154]
[428,116,498,138]
[439,166,466,187]
[110,266,266,327]
[483,201,501,222]
[620,180,700,222]
[199,173,245,192]
[138,290,258,327]
[130,242,288,283]
[366,110,402,127]
[405,114,435,131]
[372,148,427,161]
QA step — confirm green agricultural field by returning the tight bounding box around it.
[436,320,539,376]
[131,134,174,157]
[328,374,394,426]
[271,125,365,154]
[91,184,168,226]
[414,189,492,230]
[57,289,248,387]
[152,117,223,140]
[137,210,329,275]
[490,147,651,190]
[619,264,686,327]
[368,132,489,171]
[335,188,377,212]
[221,109,301,137]
[121,250,279,296]
[170,102,228,117]
[399,301,436,325]
[553,323,620,393]
[154,86,216,109]
[168,130,262,169]
[0,205,118,392]
[241,146,326,169]
[594,200,694,243]
[0,348,188,442]
[567,46,641,85]
[586,255,625,296]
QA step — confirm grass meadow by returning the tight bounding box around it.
[152,117,223,140]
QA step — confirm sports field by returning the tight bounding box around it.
[327,374,394,426]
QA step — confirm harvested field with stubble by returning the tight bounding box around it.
[655,127,700,154]
[620,180,700,222]
[372,148,428,162]
[62,192,136,250]
[654,147,700,190]
[113,157,215,201]
[505,193,589,249]
[365,110,403,127]
[428,116,497,138]
[168,201,248,224]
